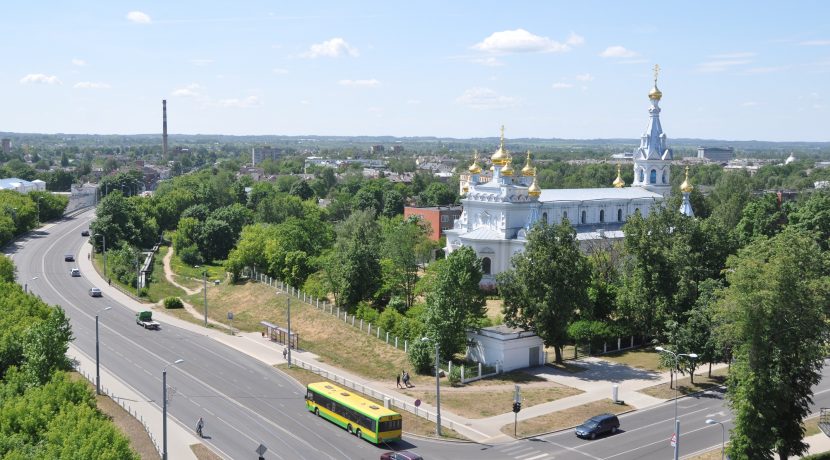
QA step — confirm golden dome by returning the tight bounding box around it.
[649,64,663,100]
[462,185,469,194]
[680,166,693,193]
[612,164,625,188]
[521,150,535,176]
[491,125,509,165]
[468,150,482,174]
[528,175,541,197]
[501,154,515,176]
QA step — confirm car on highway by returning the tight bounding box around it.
[89,287,102,297]
[575,413,620,439]
[70,268,81,277]
[380,451,423,460]
[64,253,75,262]
[81,229,90,236]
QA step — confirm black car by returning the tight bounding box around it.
[575,413,620,439]
[64,254,75,262]
[81,230,90,236]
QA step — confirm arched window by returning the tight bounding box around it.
[617,209,623,222]
[662,170,668,184]
[581,210,586,224]
[542,212,548,223]
[650,169,657,184]
[638,169,644,183]
[481,257,491,275]
[563,211,568,220]
[599,210,605,223]
[634,207,640,215]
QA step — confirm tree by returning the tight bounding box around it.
[382,189,405,217]
[498,221,590,363]
[289,180,315,201]
[199,218,235,262]
[60,151,69,167]
[330,210,382,309]
[0,254,16,283]
[378,217,430,308]
[719,228,830,460]
[420,246,486,362]
[734,193,787,244]
[787,191,830,250]
[418,182,456,206]
[22,307,73,386]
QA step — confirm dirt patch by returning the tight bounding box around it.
[638,368,727,399]
[500,399,631,438]
[191,443,223,460]
[68,372,161,460]
[485,298,503,321]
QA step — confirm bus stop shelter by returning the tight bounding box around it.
[260,321,299,349]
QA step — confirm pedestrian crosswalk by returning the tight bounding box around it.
[493,443,553,460]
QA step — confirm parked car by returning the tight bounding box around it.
[89,287,102,297]
[81,230,90,236]
[575,413,620,439]
[70,268,81,277]
[64,254,75,262]
[380,451,423,460]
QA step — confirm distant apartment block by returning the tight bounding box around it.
[252,146,282,165]
[697,146,734,163]
[390,145,404,154]
[404,205,463,241]
[370,144,385,154]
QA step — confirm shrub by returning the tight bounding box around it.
[408,339,433,374]
[164,297,184,309]
[355,301,379,324]
[377,307,403,337]
[448,365,462,386]
[137,287,148,298]
[178,244,203,266]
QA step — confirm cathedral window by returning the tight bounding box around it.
[481,257,492,275]
[599,210,605,223]
[581,210,586,224]
[638,169,644,183]
[617,209,623,222]
[662,170,668,184]
[650,169,657,184]
[542,212,548,223]
[563,211,568,221]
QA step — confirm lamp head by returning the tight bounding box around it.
[688,353,698,359]
[421,337,429,343]
[655,346,665,352]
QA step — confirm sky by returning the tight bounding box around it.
[1,1,828,141]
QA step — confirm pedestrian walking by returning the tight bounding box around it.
[107,278,111,286]
[283,347,288,360]
[396,373,401,389]
[403,371,411,388]
[196,417,204,438]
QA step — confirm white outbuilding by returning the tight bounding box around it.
[466,325,545,372]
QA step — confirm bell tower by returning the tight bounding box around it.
[632,65,673,196]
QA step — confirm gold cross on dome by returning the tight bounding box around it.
[653,64,660,84]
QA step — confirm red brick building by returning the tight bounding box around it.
[404,205,463,241]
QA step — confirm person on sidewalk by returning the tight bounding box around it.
[283,347,288,360]
[396,373,401,389]
[196,417,204,438]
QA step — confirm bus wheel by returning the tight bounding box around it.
[355,429,362,440]
[314,408,319,417]
[347,424,353,434]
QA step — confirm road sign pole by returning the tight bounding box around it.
[674,419,680,460]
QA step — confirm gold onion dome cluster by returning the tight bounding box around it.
[501,155,515,176]
[468,150,482,174]
[491,125,509,166]
[680,166,693,193]
[612,164,625,188]
[528,174,541,197]
[521,151,535,176]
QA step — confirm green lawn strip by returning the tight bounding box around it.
[276,364,468,441]
[595,348,665,372]
[638,367,728,399]
[144,246,187,301]
[500,399,631,438]
[168,252,226,288]
[401,384,582,419]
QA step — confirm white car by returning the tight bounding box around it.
[70,268,81,277]
[89,287,102,297]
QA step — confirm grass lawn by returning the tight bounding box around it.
[169,252,226,288]
[401,384,582,419]
[181,281,432,387]
[144,246,186,301]
[596,348,665,372]
[277,364,467,441]
[639,367,727,399]
[500,399,631,438]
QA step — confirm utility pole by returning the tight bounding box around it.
[287,297,292,368]
[203,271,208,326]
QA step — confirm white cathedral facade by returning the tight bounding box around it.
[445,70,693,285]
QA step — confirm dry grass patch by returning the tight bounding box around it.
[500,399,631,438]
[276,364,467,441]
[596,348,664,372]
[639,367,727,399]
[191,443,223,460]
[183,281,430,386]
[686,449,725,460]
[401,383,582,419]
[485,298,502,321]
[68,372,161,459]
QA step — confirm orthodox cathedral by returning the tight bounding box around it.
[445,67,695,285]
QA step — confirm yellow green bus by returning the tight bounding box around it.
[305,382,403,444]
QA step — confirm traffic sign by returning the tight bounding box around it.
[256,443,267,456]
[670,432,677,447]
[414,399,421,407]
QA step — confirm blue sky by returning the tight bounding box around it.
[2,1,828,141]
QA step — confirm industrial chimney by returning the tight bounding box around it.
[162,99,168,158]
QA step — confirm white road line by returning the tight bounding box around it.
[522,454,550,460]
[604,422,723,459]
[544,440,604,460]
[516,450,545,459]
[502,445,532,454]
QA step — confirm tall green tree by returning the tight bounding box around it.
[420,246,486,362]
[734,193,787,244]
[787,191,830,250]
[498,221,590,363]
[378,216,431,308]
[719,228,830,460]
[328,210,382,309]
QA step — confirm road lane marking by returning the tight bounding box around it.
[522,454,550,460]
[603,422,722,459]
[542,440,603,460]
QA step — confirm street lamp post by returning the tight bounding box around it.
[36,196,43,227]
[203,270,208,326]
[25,275,38,294]
[95,306,112,395]
[95,233,107,277]
[162,358,184,460]
[421,337,442,436]
[655,346,698,460]
[705,419,725,460]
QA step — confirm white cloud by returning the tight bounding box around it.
[406,99,421,105]
[20,73,62,85]
[575,73,594,81]
[696,59,752,73]
[189,59,213,66]
[302,38,358,58]
[338,79,380,87]
[126,11,151,24]
[71,58,86,67]
[472,29,581,54]
[171,84,203,97]
[217,96,262,108]
[709,52,757,59]
[272,68,289,74]
[800,40,830,46]
[455,87,519,110]
[74,81,111,89]
[472,57,504,67]
[552,82,574,89]
[599,46,638,58]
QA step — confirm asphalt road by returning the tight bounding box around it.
[9,209,830,460]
